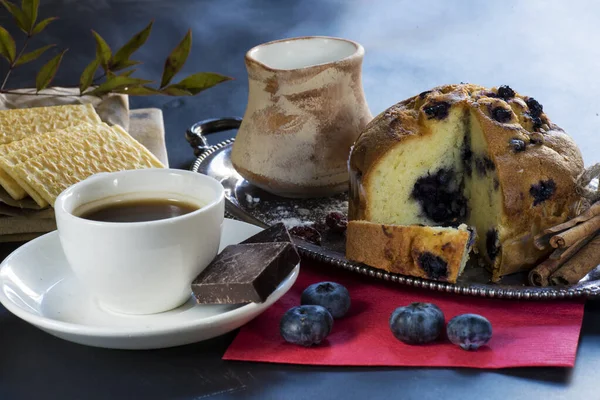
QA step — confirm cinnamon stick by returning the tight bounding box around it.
[544,201,600,236]
[549,234,600,286]
[528,236,591,286]
[533,201,600,249]
[549,235,595,260]
[528,258,563,287]
[549,216,600,248]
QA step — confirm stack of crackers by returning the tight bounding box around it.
[0,103,166,241]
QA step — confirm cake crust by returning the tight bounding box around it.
[348,84,584,281]
[346,220,472,284]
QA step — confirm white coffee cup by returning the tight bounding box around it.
[54,169,225,315]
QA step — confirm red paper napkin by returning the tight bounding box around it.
[223,262,585,368]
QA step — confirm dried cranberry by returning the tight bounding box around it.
[325,211,347,233]
[526,97,543,117]
[509,138,526,152]
[491,107,512,123]
[289,226,322,246]
[497,85,515,100]
[423,101,451,120]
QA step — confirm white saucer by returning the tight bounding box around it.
[0,219,299,350]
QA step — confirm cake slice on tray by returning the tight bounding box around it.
[346,221,475,284]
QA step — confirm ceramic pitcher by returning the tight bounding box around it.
[231,36,372,198]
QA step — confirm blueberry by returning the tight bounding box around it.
[497,85,515,100]
[389,302,445,344]
[491,107,512,123]
[447,314,492,351]
[509,138,526,152]
[417,252,448,280]
[486,228,500,261]
[279,305,333,346]
[423,101,451,120]
[419,90,432,99]
[301,281,351,319]
[411,168,468,225]
[529,179,556,206]
[526,97,543,117]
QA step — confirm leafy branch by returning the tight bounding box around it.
[0,0,232,97]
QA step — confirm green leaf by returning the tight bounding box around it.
[21,0,39,32]
[170,72,231,95]
[14,43,54,66]
[110,59,141,72]
[115,85,160,96]
[111,20,153,70]
[32,17,58,35]
[160,29,192,88]
[79,58,99,94]
[35,49,67,92]
[119,69,137,77]
[160,86,192,96]
[87,75,153,96]
[0,26,16,63]
[0,1,28,33]
[91,30,112,71]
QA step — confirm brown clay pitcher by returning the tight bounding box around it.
[231,36,372,198]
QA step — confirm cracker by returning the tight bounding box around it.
[0,104,101,144]
[10,122,165,206]
[0,128,71,204]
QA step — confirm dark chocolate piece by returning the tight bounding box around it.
[240,222,293,245]
[191,242,300,304]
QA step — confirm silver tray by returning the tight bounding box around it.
[187,120,600,300]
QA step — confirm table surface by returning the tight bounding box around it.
[1,0,600,399]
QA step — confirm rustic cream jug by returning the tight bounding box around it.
[231,36,372,198]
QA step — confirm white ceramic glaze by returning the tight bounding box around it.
[54,169,225,315]
[247,37,358,70]
[0,219,299,350]
[231,36,372,198]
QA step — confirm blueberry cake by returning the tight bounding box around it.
[346,221,475,283]
[348,84,584,282]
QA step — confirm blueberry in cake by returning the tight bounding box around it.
[347,84,584,282]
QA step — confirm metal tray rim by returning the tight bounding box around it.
[191,139,600,300]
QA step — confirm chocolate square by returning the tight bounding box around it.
[240,222,293,245]
[191,242,300,304]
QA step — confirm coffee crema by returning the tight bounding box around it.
[78,198,201,223]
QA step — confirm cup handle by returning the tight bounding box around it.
[185,117,242,157]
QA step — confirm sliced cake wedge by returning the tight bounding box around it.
[346,220,475,284]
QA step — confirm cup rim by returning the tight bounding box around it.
[54,169,225,228]
[245,35,364,72]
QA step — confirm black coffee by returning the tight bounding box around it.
[78,198,200,223]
